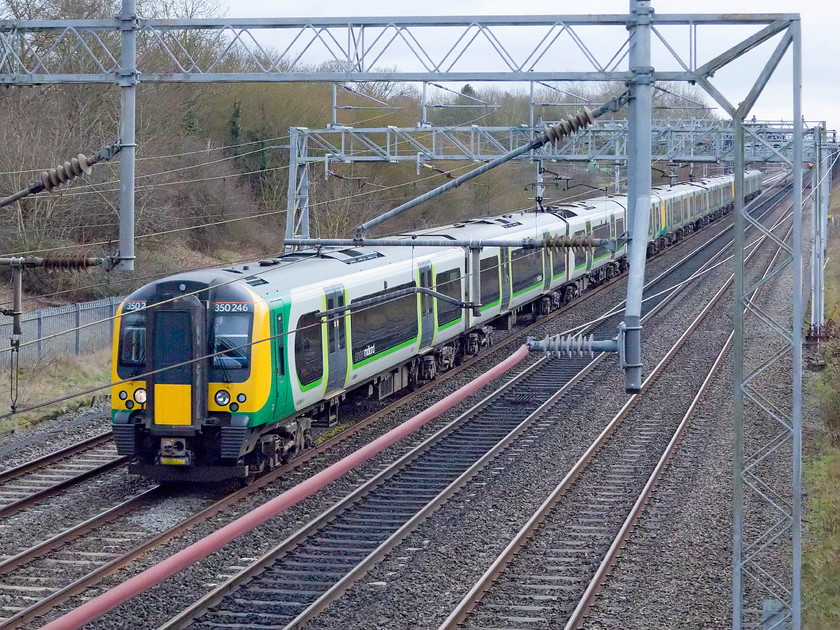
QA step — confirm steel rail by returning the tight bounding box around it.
[439,189,794,629]
[0,431,112,484]
[156,186,785,630]
[1,179,783,628]
[157,350,568,629]
[0,432,127,519]
[0,486,162,576]
[0,208,661,628]
[563,208,796,630]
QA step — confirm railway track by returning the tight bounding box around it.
[0,182,786,628]
[152,189,789,630]
[438,198,794,629]
[0,432,125,520]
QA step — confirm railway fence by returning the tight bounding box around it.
[1,296,123,367]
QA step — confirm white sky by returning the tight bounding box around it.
[222,1,839,132]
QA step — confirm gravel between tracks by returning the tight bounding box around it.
[304,215,745,629]
[581,206,811,629]
[3,216,740,628]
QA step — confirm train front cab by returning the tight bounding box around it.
[112,277,287,482]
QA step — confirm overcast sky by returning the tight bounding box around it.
[222,1,839,133]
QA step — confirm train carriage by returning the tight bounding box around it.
[111,170,763,482]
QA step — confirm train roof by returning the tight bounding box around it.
[132,170,760,303]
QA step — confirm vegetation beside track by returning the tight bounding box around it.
[0,349,110,434]
[803,179,840,629]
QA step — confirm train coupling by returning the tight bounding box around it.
[157,437,193,467]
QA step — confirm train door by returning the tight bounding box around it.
[418,262,434,349]
[542,232,551,290]
[324,285,347,393]
[585,220,593,271]
[500,248,511,311]
[273,304,287,412]
[145,295,205,428]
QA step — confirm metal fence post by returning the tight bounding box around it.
[75,302,82,355]
[37,309,43,358]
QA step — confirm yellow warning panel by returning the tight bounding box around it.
[154,384,192,425]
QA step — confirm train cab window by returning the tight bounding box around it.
[436,268,462,326]
[211,314,250,369]
[480,256,501,308]
[295,311,323,386]
[119,311,146,367]
[511,248,542,293]
[276,314,285,377]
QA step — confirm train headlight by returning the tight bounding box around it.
[133,388,147,404]
[215,390,231,406]
[118,391,128,400]
[236,393,246,403]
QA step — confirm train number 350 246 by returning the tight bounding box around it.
[213,302,251,312]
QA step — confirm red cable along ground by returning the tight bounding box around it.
[43,344,531,630]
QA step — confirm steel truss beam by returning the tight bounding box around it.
[0,13,797,85]
[291,120,820,165]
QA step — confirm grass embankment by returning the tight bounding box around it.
[0,349,111,434]
[803,181,840,629]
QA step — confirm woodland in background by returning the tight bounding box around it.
[0,0,714,303]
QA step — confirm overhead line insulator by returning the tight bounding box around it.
[543,107,596,146]
[40,154,93,192]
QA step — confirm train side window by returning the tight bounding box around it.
[480,256,501,308]
[276,314,285,377]
[436,268,462,326]
[351,282,417,363]
[511,248,542,293]
[591,222,611,259]
[295,311,323,386]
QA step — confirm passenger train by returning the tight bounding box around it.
[112,170,763,481]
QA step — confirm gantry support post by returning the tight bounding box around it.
[791,22,803,628]
[732,113,745,630]
[811,124,825,334]
[732,18,803,630]
[117,0,137,270]
[285,127,311,250]
[623,0,653,394]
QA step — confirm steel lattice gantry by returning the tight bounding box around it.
[0,4,808,628]
[284,119,820,244]
[292,119,818,165]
